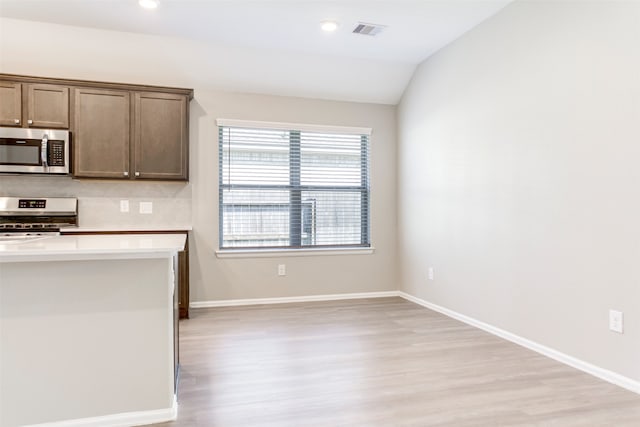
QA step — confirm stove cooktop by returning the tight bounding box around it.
[0,197,78,234]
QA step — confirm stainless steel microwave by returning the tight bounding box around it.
[0,127,70,175]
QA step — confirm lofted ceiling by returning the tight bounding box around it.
[0,0,512,104]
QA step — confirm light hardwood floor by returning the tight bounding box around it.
[155,297,640,426]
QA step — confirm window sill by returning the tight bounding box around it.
[215,247,375,259]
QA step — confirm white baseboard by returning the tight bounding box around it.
[25,396,177,427]
[190,291,400,308]
[398,291,640,395]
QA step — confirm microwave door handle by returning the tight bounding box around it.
[41,135,49,169]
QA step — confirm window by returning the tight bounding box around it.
[218,119,371,250]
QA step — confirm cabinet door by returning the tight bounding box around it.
[27,84,69,128]
[133,92,188,181]
[73,88,131,179]
[0,82,22,127]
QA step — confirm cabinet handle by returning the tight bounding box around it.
[14,119,20,125]
[123,171,129,177]
[135,172,140,177]
[27,119,33,125]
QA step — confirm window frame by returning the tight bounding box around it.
[217,119,372,252]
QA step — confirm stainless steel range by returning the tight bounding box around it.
[0,197,78,236]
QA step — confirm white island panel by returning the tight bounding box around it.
[0,235,182,427]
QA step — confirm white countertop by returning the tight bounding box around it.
[0,233,186,263]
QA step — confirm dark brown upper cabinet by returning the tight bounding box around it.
[0,82,22,126]
[0,82,70,128]
[133,92,189,181]
[1,73,192,181]
[73,88,131,179]
[27,84,70,129]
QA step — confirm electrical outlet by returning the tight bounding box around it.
[428,267,434,281]
[278,264,286,276]
[120,200,129,213]
[609,310,623,334]
[139,201,153,214]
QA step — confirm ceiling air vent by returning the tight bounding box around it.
[352,22,386,36]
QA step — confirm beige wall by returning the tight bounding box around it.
[0,18,398,302]
[397,1,640,381]
[190,91,397,301]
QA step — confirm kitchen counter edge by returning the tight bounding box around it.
[0,234,186,263]
[61,226,193,233]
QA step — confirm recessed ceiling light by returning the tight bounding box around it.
[320,21,339,32]
[139,0,159,9]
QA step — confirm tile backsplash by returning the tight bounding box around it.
[0,176,191,229]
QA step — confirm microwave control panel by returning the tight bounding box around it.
[49,141,65,166]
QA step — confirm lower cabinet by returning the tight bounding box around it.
[178,236,190,319]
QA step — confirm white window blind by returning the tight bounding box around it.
[218,121,370,250]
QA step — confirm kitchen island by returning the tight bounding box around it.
[0,234,185,427]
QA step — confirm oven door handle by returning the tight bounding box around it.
[41,134,49,169]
